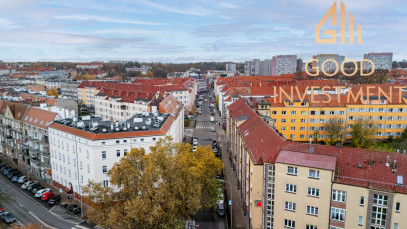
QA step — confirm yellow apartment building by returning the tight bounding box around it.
[228,98,407,229]
[266,95,407,142]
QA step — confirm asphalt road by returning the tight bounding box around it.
[191,91,226,229]
[0,174,91,229]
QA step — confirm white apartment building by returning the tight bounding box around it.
[314,54,345,73]
[363,52,393,71]
[226,63,237,73]
[48,96,184,196]
[272,55,298,76]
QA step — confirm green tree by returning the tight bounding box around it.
[323,117,345,145]
[401,127,407,140]
[350,119,377,149]
[82,137,223,229]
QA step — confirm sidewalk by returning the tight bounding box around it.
[216,114,249,229]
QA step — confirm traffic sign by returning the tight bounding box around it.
[228,200,232,205]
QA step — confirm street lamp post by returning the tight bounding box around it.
[220,179,232,229]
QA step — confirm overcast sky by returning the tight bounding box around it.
[0,0,406,63]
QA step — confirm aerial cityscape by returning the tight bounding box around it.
[0,0,406,229]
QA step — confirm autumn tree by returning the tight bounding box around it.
[323,117,345,145]
[350,119,377,149]
[82,137,223,229]
[141,70,154,78]
[46,88,58,98]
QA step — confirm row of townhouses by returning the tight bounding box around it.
[227,98,406,229]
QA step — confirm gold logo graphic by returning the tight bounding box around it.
[316,1,362,44]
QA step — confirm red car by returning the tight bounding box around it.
[41,192,55,201]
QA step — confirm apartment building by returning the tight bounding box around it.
[77,81,116,106]
[60,81,81,100]
[244,59,273,76]
[272,55,298,76]
[268,89,407,142]
[226,63,237,73]
[313,54,345,73]
[22,107,60,182]
[49,96,183,197]
[0,101,29,165]
[227,98,407,229]
[363,52,393,71]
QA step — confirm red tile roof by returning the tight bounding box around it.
[276,150,337,171]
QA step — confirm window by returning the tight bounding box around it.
[371,206,387,226]
[102,166,107,174]
[320,111,325,115]
[102,151,106,159]
[282,119,286,123]
[373,194,388,206]
[116,140,120,144]
[310,111,315,115]
[285,184,296,193]
[330,111,335,115]
[395,202,400,212]
[272,111,277,115]
[330,207,345,222]
[308,169,320,179]
[86,150,89,159]
[288,102,294,106]
[291,119,296,123]
[102,141,105,145]
[306,225,317,229]
[290,134,295,139]
[281,127,286,131]
[284,201,296,211]
[394,223,399,229]
[282,111,287,115]
[103,180,109,187]
[291,127,296,131]
[332,190,346,202]
[307,206,318,216]
[301,102,306,107]
[123,140,127,143]
[354,216,364,226]
[291,111,296,115]
[307,187,319,197]
[300,127,305,131]
[284,219,295,228]
[309,119,315,123]
[301,111,306,115]
[301,119,306,123]
[349,108,355,112]
[124,149,128,156]
[117,150,120,157]
[87,165,90,173]
[300,135,305,139]
[287,166,297,175]
[349,116,354,120]
[360,196,365,206]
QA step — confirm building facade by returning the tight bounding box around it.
[272,55,298,76]
[363,53,393,71]
[226,63,237,73]
[227,99,407,229]
[49,96,184,197]
[313,54,345,73]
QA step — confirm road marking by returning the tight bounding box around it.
[16,220,23,225]
[28,211,58,229]
[18,203,23,208]
[75,225,91,229]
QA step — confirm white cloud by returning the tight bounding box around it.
[55,15,165,26]
[137,0,213,16]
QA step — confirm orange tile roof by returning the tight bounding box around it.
[23,107,60,129]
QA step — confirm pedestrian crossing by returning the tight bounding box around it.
[196,126,213,129]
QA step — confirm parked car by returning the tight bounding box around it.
[21,181,35,190]
[8,171,21,180]
[11,175,21,183]
[35,188,51,198]
[48,195,61,206]
[31,184,44,194]
[1,212,16,224]
[41,192,55,201]
[17,176,28,184]
[68,205,81,214]
[26,182,39,191]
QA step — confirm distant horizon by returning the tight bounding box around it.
[0,0,406,62]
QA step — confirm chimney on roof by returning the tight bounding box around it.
[386,156,390,167]
[392,160,397,174]
[308,146,314,154]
